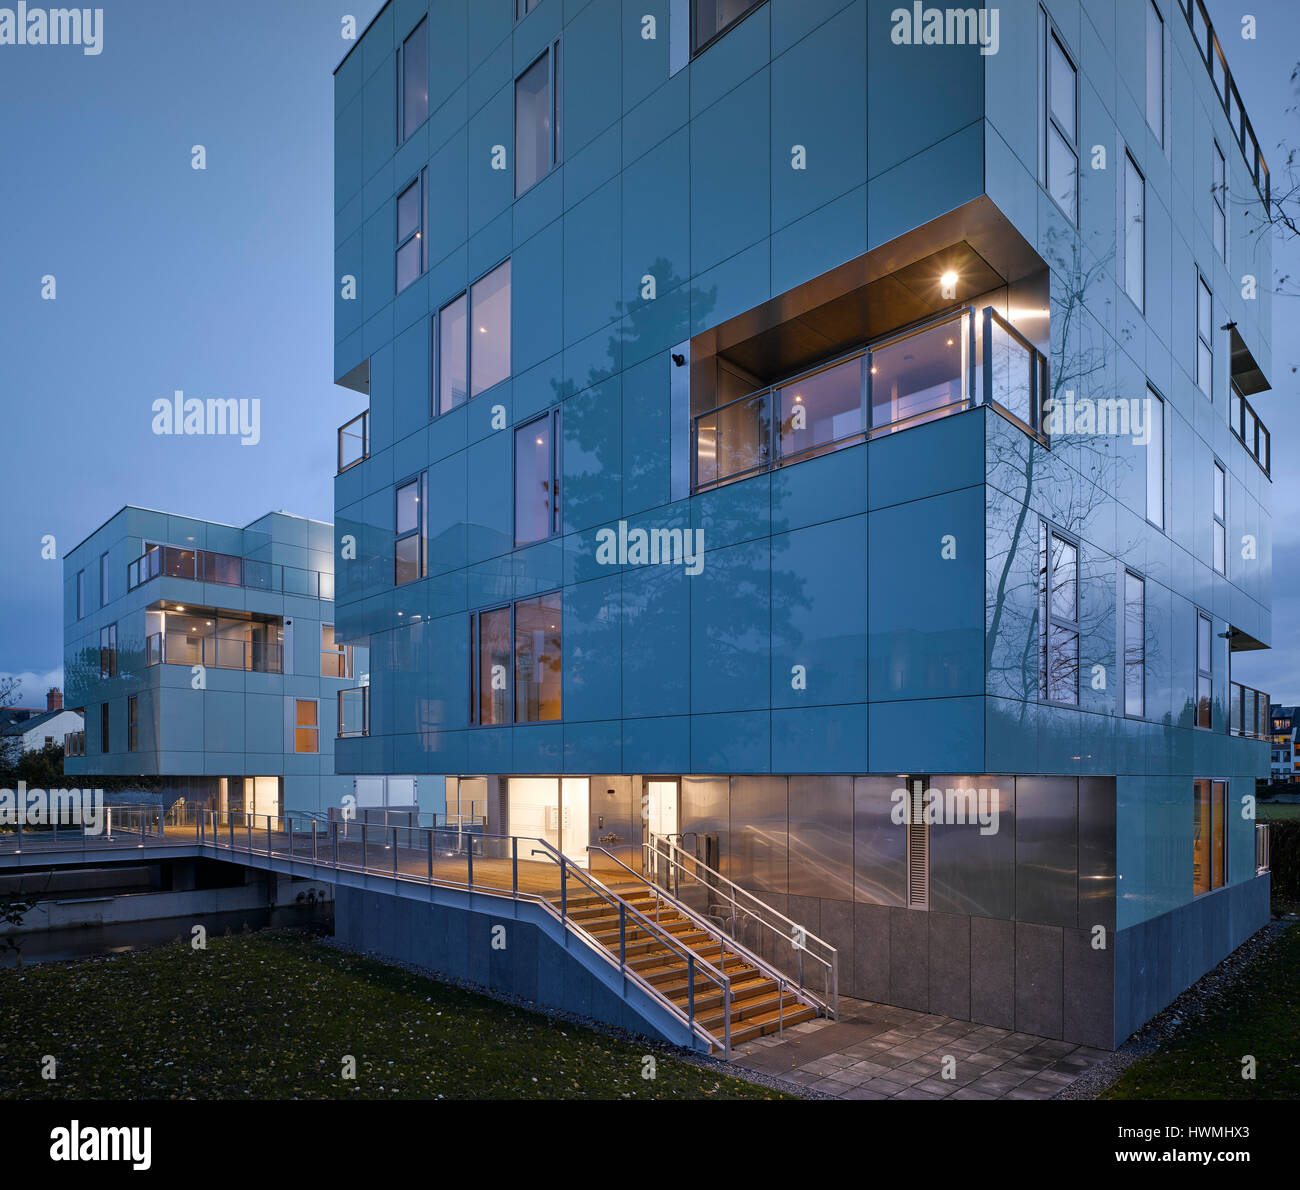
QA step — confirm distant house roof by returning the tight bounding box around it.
[0,707,44,730]
[0,708,78,738]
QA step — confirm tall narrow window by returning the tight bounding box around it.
[516,0,542,18]
[76,570,85,619]
[294,700,319,754]
[395,475,425,585]
[127,695,139,752]
[1146,1,1164,142]
[99,624,118,679]
[515,43,561,196]
[100,703,110,753]
[1046,28,1079,222]
[515,592,562,723]
[473,606,512,726]
[396,171,424,293]
[1212,460,1226,574]
[1042,526,1080,706]
[1212,142,1227,261]
[1123,153,1145,309]
[1145,386,1164,529]
[1193,778,1228,895]
[321,625,353,679]
[434,260,511,415]
[1196,273,1213,397]
[515,408,561,545]
[399,18,428,143]
[438,293,468,414]
[1124,572,1145,717]
[1196,612,1213,729]
[100,551,110,607]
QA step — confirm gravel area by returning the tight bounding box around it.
[1056,917,1295,1099]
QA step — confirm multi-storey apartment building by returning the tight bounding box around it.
[331,0,1275,1047]
[1269,703,1296,782]
[63,507,365,817]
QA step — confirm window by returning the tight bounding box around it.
[515,593,562,723]
[515,409,561,545]
[515,43,561,196]
[1042,526,1080,706]
[294,700,319,754]
[394,475,427,585]
[434,259,512,415]
[396,170,426,293]
[1196,273,1213,397]
[515,0,542,17]
[1193,778,1227,895]
[398,17,428,143]
[1146,1,1164,142]
[127,695,138,752]
[100,551,110,607]
[1212,460,1226,574]
[321,625,354,679]
[470,592,562,725]
[1045,26,1079,221]
[1196,611,1213,729]
[1212,142,1227,261]
[1124,572,1145,717]
[1145,386,1164,529]
[1122,153,1145,309]
[100,703,109,753]
[76,570,85,619]
[693,0,763,52]
[99,624,118,679]
[905,777,929,910]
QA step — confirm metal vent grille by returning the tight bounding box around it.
[906,777,929,910]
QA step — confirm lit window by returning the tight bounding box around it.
[470,592,563,725]
[434,260,511,415]
[1193,778,1227,894]
[294,700,319,754]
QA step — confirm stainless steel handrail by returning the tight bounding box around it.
[645,833,839,1019]
[587,844,819,1029]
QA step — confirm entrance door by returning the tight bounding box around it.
[645,780,679,839]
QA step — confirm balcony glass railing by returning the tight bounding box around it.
[691,305,1048,492]
[1229,681,1269,739]
[145,631,284,674]
[1229,386,1270,475]
[338,686,369,738]
[338,410,369,473]
[128,544,332,601]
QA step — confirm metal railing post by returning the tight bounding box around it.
[618,903,626,976]
[312,820,318,864]
[687,954,695,1031]
[723,983,732,1059]
[560,860,567,926]
[267,815,272,856]
[287,817,293,861]
[332,820,339,868]
[427,829,434,884]
[392,827,398,877]
[246,814,251,853]
[16,814,22,850]
[361,823,367,873]
[511,835,518,897]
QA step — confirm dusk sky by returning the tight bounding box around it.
[0,0,1296,704]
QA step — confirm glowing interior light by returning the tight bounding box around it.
[941,271,958,290]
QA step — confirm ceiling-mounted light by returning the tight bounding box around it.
[940,271,958,291]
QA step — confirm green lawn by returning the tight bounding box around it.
[1257,802,1300,822]
[0,930,790,1100]
[1102,923,1300,1100]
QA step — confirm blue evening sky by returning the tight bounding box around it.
[0,0,1295,706]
